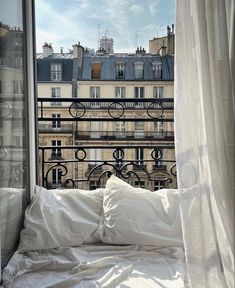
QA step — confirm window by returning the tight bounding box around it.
[135,148,144,166]
[115,63,125,79]
[134,87,144,98]
[115,87,125,98]
[52,168,62,185]
[153,149,164,169]
[152,62,162,79]
[153,87,164,98]
[51,87,61,106]
[13,136,21,146]
[0,136,3,146]
[154,119,164,135]
[135,121,145,138]
[0,81,5,94]
[134,62,144,79]
[11,80,23,94]
[115,121,125,137]
[15,57,23,68]
[50,63,62,81]
[51,140,62,158]
[154,180,165,190]
[91,62,101,79]
[52,114,61,128]
[89,180,98,190]
[12,109,22,129]
[134,181,145,188]
[90,87,100,98]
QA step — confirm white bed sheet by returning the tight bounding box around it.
[2,245,186,288]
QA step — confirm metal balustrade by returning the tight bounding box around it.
[37,97,176,190]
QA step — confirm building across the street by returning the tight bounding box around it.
[37,41,176,190]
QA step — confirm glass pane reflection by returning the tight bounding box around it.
[0,0,27,267]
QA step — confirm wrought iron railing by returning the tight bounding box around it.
[37,97,176,190]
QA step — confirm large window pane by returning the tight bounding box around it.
[0,0,33,269]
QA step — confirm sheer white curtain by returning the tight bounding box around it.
[175,1,234,287]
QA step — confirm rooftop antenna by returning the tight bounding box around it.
[97,23,102,50]
[135,30,143,48]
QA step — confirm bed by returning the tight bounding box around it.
[1,176,187,288]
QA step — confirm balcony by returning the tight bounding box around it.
[37,97,176,190]
[75,130,174,141]
[38,123,73,133]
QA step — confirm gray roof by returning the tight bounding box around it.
[37,57,73,82]
[36,53,174,82]
[81,54,174,81]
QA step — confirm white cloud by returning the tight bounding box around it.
[147,0,160,16]
[129,4,145,14]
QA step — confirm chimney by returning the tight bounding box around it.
[60,47,64,54]
[72,42,84,66]
[42,42,53,57]
[172,24,174,34]
[135,46,146,55]
[167,25,171,36]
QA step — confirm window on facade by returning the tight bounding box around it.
[52,114,61,128]
[90,86,100,98]
[134,181,145,188]
[51,140,62,158]
[52,168,62,185]
[135,148,144,166]
[51,87,61,106]
[134,87,144,98]
[153,149,164,169]
[89,180,98,190]
[153,87,164,98]
[154,119,164,135]
[11,80,23,94]
[91,62,101,79]
[115,87,125,98]
[115,63,125,79]
[134,62,144,79]
[0,81,5,94]
[0,136,3,146]
[154,180,165,190]
[50,63,62,81]
[13,136,21,146]
[135,121,145,138]
[115,121,125,138]
[153,62,162,79]
[15,57,23,68]
[12,109,22,129]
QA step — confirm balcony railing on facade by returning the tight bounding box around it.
[37,97,176,190]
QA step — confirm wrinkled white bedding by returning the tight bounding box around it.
[2,245,186,288]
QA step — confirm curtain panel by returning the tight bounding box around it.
[175,0,234,287]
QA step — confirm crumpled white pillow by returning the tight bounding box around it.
[18,186,104,251]
[98,175,183,247]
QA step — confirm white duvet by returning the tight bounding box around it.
[2,245,186,288]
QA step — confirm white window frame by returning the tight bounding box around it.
[52,114,61,129]
[154,180,165,190]
[115,87,125,98]
[52,140,62,157]
[50,63,62,81]
[90,86,100,98]
[152,62,162,79]
[115,63,125,79]
[51,87,61,106]
[52,168,62,185]
[134,62,144,79]
[135,147,144,165]
[153,86,164,98]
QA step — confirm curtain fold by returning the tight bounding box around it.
[175,1,234,287]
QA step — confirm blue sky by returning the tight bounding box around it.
[35,0,175,53]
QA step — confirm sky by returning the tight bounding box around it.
[35,0,175,53]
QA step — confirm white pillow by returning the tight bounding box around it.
[98,176,183,247]
[18,186,104,251]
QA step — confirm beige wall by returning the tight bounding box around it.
[78,81,174,99]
